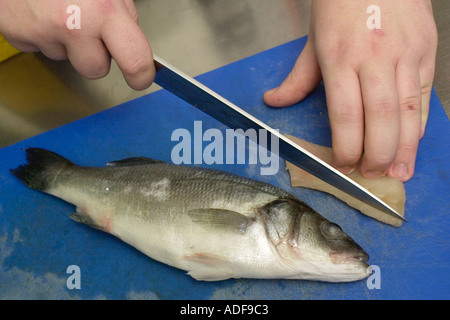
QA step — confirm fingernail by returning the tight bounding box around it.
[337,166,356,175]
[364,170,385,179]
[392,163,408,180]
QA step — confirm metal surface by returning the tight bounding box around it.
[0,0,448,147]
[154,55,405,221]
[433,0,450,117]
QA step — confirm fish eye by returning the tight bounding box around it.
[320,221,343,239]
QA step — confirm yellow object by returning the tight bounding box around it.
[0,34,21,62]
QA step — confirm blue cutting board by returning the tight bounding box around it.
[1,37,449,300]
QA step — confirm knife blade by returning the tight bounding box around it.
[153,55,406,222]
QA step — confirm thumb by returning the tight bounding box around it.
[264,40,322,107]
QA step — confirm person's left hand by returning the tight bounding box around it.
[264,0,438,182]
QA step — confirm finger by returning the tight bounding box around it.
[66,38,111,80]
[418,63,436,139]
[387,61,421,182]
[419,20,438,139]
[322,68,364,174]
[37,42,68,61]
[124,0,139,23]
[359,61,400,178]
[101,8,154,90]
[420,83,431,139]
[263,39,321,107]
[0,35,39,53]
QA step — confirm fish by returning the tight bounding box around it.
[11,147,370,282]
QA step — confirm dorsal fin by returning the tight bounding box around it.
[106,157,166,167]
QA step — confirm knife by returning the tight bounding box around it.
[153,55,406,222]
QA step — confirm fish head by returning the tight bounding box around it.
[260,198,370,282]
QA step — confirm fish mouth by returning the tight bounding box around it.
[330,250,369,265]
[352,252,369,264]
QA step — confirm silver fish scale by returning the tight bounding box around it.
[56,163,294,220]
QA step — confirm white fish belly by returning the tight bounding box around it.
[109,211,293,281]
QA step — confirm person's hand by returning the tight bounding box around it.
[264,0,437,182]
[0,0,154,90]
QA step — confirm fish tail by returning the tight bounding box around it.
[10,148,74,191]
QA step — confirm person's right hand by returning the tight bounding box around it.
[0,0,154,90]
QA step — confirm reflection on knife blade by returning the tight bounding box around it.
[153,55,406,222]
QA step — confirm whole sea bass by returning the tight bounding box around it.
[11,148,370,282]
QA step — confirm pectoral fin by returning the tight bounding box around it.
[187,208,254,233]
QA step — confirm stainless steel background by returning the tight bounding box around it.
[0,0,448,148]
